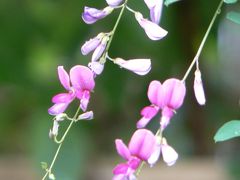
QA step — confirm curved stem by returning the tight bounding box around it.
[182,0,224,82]
[104,0,129,54]
[42,106,81,180]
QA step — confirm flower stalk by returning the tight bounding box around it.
[182,0,224,82]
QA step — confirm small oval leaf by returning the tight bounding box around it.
[227,11,240,25]
[224,0,238,4]
[164,0,181,6]
[214,120,240,142]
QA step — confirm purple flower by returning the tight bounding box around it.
[106,0,124,7]
[113,129,156,180]
[81,33,104,56]
[88,61,105,75]
[144,0,163,24]
[137,78,186,130]
[194,70,206,105]
[135,12,167,40]
[148,137,178,166]
[82,6,113,24]
[48,65,95,115]
[114,58,151,75]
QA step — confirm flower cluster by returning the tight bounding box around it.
[81,0,168,76]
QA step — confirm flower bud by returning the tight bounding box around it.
[115,58,151,75]
[194,70,206,105]
[82,6,114,24]
[88,61,105,75]
[81,33,105,55]
[77,111,94,121]
[91,36,109,62]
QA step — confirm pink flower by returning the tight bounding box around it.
[48,65,95,115]
[135,12,167,40]
[113,129,156,180]
[148,137,178,166]
[114,58,151,75]
[137,78,186,130]
[194,70,206,105]
[144,0,163,24]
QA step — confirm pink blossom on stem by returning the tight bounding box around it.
[137,79,186,129]
[48,65,95,115]
[144,0,163,24]
[113,129,156,180]
[114,58,151,75]
[82,6,113,24]
[135,12,167,40]
[106,0,124,7]
[194,69,206,105]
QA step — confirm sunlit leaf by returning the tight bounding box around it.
[164,0,181,6]
[214,120,240,142]
[223,0,238,4]
[227,11,240,25]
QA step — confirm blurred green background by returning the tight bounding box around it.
[0,0,239,179]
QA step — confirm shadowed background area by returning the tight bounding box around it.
[0,0,239,179]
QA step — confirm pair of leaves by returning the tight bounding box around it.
[214,120,240,142]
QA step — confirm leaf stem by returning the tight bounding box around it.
[182,0,224,82]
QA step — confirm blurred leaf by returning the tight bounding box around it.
[214,120,240,142]
[41,162,48,170]
[164,0,181,6]
[227,11,240,25]
[223,0,238,4]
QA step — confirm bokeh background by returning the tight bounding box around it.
[0,0,239,179]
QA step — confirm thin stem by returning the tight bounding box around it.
[104,0,129,53]
[182,0,224,82]
[42,106,81,180]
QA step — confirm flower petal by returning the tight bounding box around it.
[128,129,156,161]
[81,35,101,55]
[48,103,70,115]
[91,36,108,62]
[115,58,151,75]
[51,93,75,103]
[150,0,163,24]
[194,70,206,105]
[113,163,129,175]
[88,61,105,75]
[80,90,90,112]
[162,78,186,109]
[137,105,159,128]
[78,111,94,120]
[115,139,131,160]
[58,66,71,90]
[147,80,163,106]
[106,0,124,7]
[70,65,95,91]
[162,144,178,166]
[82,6,113,24]
[148,142,161,166]
[135,12,167,41]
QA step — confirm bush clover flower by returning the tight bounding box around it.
[137,78,186,130]
[48,65,95,115]
[106,0,124,7]
[113,129,156,180]
[135,12,167,41]
[114,58,151,75]
[82,6,114,24]
[194,69,206,105]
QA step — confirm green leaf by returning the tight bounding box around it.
[214,120,240,142]
[224,0,238,4]
[227,11,240,25]
[164,0,181,6]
